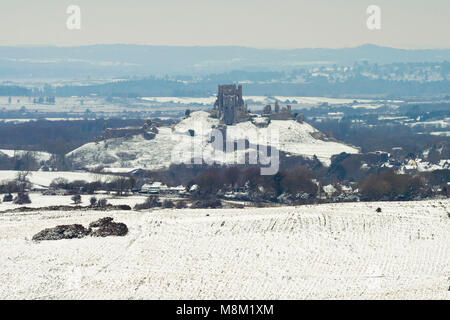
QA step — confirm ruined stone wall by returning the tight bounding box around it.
[102,128,145,140]
[213,84,247,125]
[101,126,157,141]
[269,112,294,120]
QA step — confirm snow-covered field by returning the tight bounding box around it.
[409,118,450,129]
[141,96,217,105]
[0,171,114,189]
[0,96,153,113]
[430,131,450,137]
[0,149,52,162]
[0,200,449,299]
[0,193,148,211]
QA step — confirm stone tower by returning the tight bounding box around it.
[213,84,247,125]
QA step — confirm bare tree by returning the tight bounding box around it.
[112,176,135,196]
[15,171,31,193]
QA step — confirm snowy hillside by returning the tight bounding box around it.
[0,200,448,299]
[68,111,358,170]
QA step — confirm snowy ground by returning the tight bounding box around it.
[0,200,449,300]
[0,96,157,113]
[0,170,114,189]
[0,149,52,162]
[0,193,149,212]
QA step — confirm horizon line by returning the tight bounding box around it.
[1,43,450,51]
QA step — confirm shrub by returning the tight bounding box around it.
[134,196,160,210]
[190,199,222,209]
[175,201,187,209]
[0,181,21,194]
[71,194,82,204]
[13,192,31,205]
[89,196,97,206]
[86,182,101,195]
[50,177,69,190]
[69,180,89,193]
[97,198,108,207]
[162,199,174,208]
[2,194,13,202]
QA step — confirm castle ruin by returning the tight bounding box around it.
[211,83,303,125]
[211,84,249,125]
[263,101,295,120]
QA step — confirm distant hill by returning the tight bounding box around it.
[68,111,358,170]
[0,44,449,79]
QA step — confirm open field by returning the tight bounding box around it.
[0,200,449,299]
[0,193,149,212]
[0,170,114,189]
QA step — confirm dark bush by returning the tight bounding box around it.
[89,196,97,206]
[191,199,222,209]
[97,198,108,207]
[134,196,160,210]
[71,194,82,204]
[0,180,21,194]
[2,193,13,202]
[175,200,187,209]
[86,182,101,194]
[13,192,31,205]
[50,177,69,190]
[162,199,174,208]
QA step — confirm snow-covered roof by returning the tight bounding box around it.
[169,185,185,191]
[340,185,353,192]
[142,182,168,190]
[323,184,337,194]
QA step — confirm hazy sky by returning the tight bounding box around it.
[0,0,449,49]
